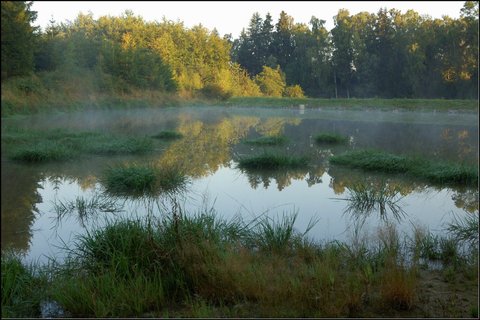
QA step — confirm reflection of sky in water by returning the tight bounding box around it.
[23,165,471,265]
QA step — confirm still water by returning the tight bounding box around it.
[2,106,478,264]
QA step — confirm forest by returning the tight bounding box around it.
[1,1,478,110]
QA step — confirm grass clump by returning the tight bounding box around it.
[314,132,348,144]
[102,163,187,196]
[445,212,479,248]
[243,135,287,145]
[237,153,309,170]
[330,150,478,186]
[1,253,45,318]
[10,141,76,162]
[151,130,184,140]
[86,137,153,155]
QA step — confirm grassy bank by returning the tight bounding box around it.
[0,71,223,117]
[1,209,478,318]
[222,97,479,111]
[2,72,478,118]
[330,150,478,186]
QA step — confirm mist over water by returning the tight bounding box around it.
[2,106,478,264]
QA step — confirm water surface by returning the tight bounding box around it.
[2,106,478,263]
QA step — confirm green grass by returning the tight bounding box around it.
[445,212,479,248]
[151,130,184,140]
[243,135,287,145]
[85,137,153,155]
[1,253,45,318]
[3,209,478,318]
[3,128,155,162]
[330,150,478,186]
[314,133,348,144]
[237,153,309,170]
[221,97,478,112]
[101,163,187,196]
[10,141,76,162]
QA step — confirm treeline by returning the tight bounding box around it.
[231,3,479,98]
[1,1,478,100]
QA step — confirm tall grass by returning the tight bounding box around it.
[4,208,478,317]
[1,253,45,318]
[330,150,478,186]
[445,212,479,248]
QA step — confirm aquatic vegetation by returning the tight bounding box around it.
[4,128,155,162]
[237,153,309,170]
[445,212,479,248]
[151,130,184,140]
[101,163,187,196]
[314,133,348,144]
[251,211,319,254]
[2,211,478,318]
[1,253,45,318]
[330,150,478,186]
[243,135,287,145]
[86,137,153,155]
[10,141,76,162]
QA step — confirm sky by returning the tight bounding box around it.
[31,1,465,38]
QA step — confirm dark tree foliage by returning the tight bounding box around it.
[232,3,478,99]
[1,1,38,80]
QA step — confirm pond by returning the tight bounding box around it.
[1,106,478,264]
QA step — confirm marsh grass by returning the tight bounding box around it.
[4,209,478,318]
[237,153,309,170]
[1,253,46,318]
[51,267,164,318]
[330,150,478,186]
[85,137,153,155]
[314,132,348,144]
[10,141,76,162]
[445,212,479,248]
[101,163,187,196]
[3,128,155,162]
[243,135,287,145]
[151,130,184,140]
